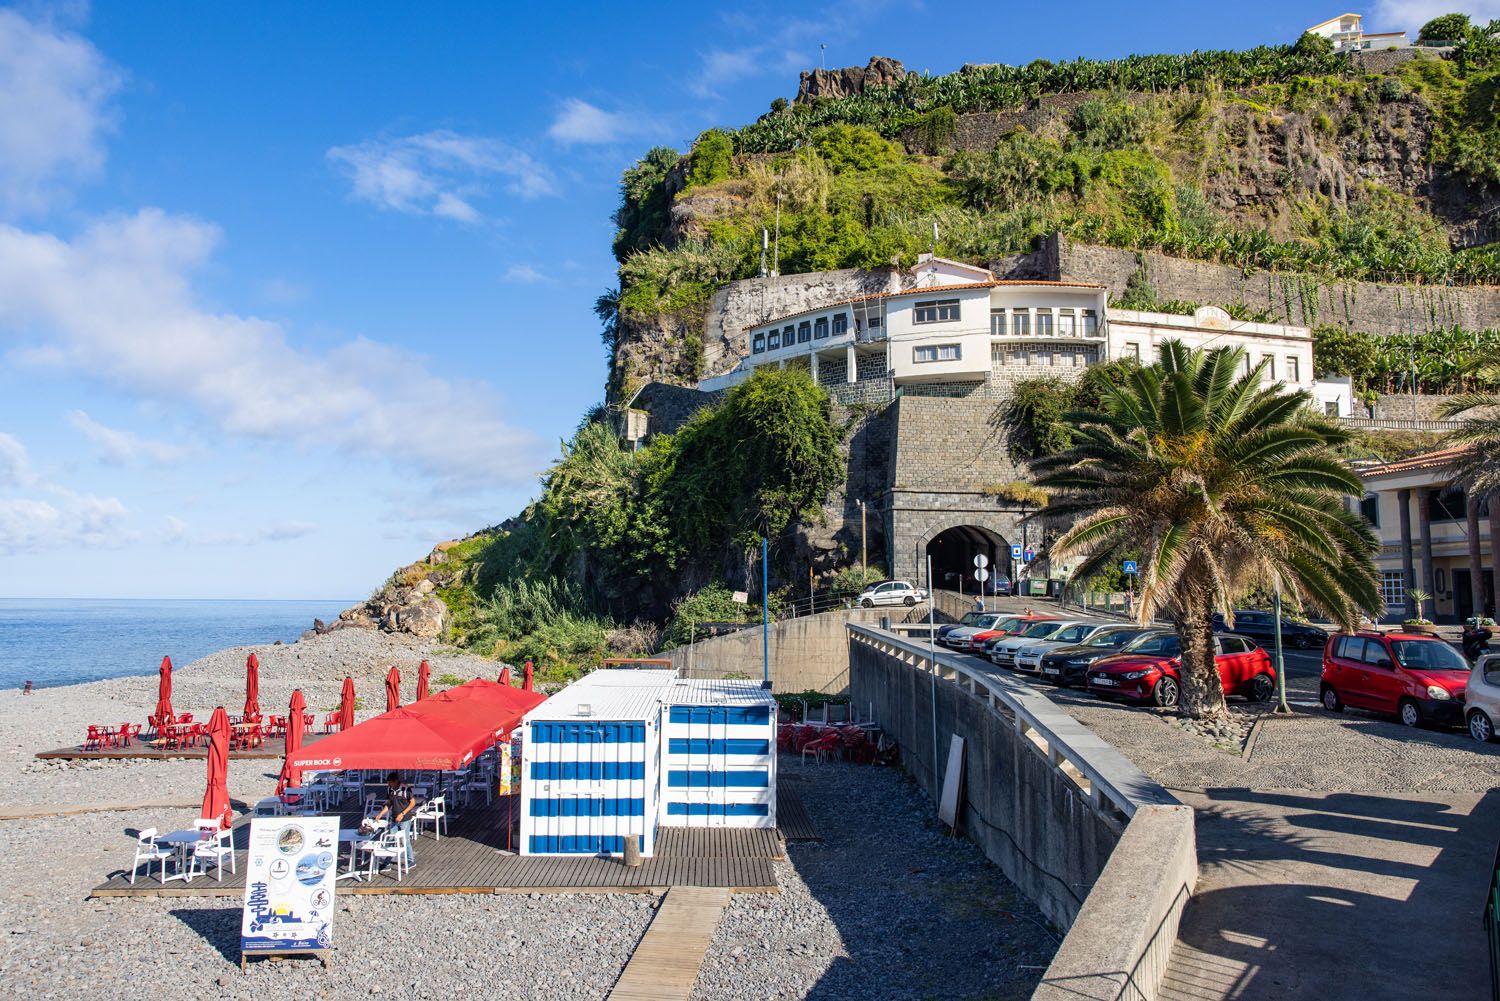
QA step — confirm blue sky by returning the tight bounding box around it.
[0,0,1485,600]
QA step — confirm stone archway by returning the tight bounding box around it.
[925,525,1008,597]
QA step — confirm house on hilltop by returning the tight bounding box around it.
[1305,12,1409,51]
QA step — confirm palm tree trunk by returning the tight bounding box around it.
[1175,586,1228,720]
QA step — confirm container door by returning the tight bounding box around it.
[709,706,729,827]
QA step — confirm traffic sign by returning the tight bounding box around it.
[1122,560,1139,575]
[973,554,989,569]
[1010,544,1022,560]
[974,568,990,582]
[1023,549,1035,563]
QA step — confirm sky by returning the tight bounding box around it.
[0,0,1494,600]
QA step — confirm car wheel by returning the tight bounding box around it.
[860,598,873,608]
[1398,699,1423,728]
[1152,676,1180,707]
[1249,673,1275,703]
[1468,710,1496,743]
[1321,685,1343,713]
[903,596,916,606]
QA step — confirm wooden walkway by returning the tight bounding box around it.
[608,885,730,1001]
[38,732,327,762]
[776,780,820,841]
[91,792,791,898]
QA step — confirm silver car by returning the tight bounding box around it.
[989,620,1082,669]
[1013,622,1126,672]
[1467,654,1500,742]
[942,613,1010,649]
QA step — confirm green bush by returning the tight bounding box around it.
[1418,13,1469,44]
[664,583,756,646]
[831,564,887,592]
[811,123,900,172]
[687,129,734,189]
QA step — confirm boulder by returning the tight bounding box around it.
[399,596,446,639]
[796,56,908,104]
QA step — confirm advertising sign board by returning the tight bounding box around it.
[241,815,338,968]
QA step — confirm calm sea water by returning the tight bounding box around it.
[0,598,352,691]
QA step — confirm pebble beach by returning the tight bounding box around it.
[0,628,1055,1000]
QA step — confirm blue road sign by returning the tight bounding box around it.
[1122,560,1139,575]
[1010,544,1022,560]
[1023,549,1035,563]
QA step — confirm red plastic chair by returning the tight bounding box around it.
[84,725,104,751]
[177,713,194,725]
[323,711,339,734]
[776,724,795,753]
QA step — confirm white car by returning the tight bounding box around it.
[989,620,1084,669]
[1466,654,1500,742]
[857,580,928,608]
[1012,622,1126,672]
[942,613,1010,649]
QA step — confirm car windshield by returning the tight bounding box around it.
[1122,633,1180,656]
[991,617,1023,633]
[1051,624,1092,643]
[1391,639,1468,672]
[1088,628,1138,648]
[1020,621,1063,639]
[957,612,988,626]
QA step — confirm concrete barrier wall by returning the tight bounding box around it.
[847,626,1196,1001]
[671,607,894,693]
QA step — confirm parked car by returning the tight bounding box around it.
[1086,633,1274,707]
[857,580,928,608]
[989,620,1085,669]
[1212,609,1327,650]
[1320,631,1470,727]
[1465,654,1500,742]
[1036,627,1157,686]
[972,614,1058,654]
[1014,622,1128,673]
[937,610,1000,643]
[942,612,1011,649]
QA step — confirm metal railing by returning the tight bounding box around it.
[1340,416,1463,431]
[780,589,859,619]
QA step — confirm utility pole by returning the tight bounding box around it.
[1273,581,1291,714]
[859,499,867,577]
[762,537,770,690]
[772,191,782,277]
[820,43,827,71]
[927,554,939,795]
[1409,320,1418,423]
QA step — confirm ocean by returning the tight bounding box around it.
[0,598,353,691]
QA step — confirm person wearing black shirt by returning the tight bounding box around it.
[374,772,416,867]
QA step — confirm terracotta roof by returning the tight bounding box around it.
[758,279,1105,328]
[1359,445,1471,478]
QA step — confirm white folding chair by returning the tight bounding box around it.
[414,795,448,841]
[130,828,172,885]
[363,829,408,881]
[187,820,235,881]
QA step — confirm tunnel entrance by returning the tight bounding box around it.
[925,525,1010,600]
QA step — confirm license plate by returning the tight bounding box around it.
[1093,677,1117,686]
[1042,667,1060,675]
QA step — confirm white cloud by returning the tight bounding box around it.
[67,409,188,465]
[326,130,553,220]
[0,431,34,487]
[1371,1,1500,28]
[0,431,129,553]
[501,263,549,285]
[0,209,540,487]
[691,49,761,99]
[162,514,317,547]
[547,98,660,145]
[0,8,120,217]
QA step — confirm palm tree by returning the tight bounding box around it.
[1439,359,1500,498]
[1032,340,1380,719]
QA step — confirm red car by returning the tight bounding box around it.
[968,614,1057,653]
[1085,632,1275,706]
[1320,631,1469,727]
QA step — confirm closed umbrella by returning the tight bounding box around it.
[522,660,534,692]
[386,667,401,712]
[338,677,356,731]
[416,660,431,701]
[276,689,306,796]
[498,665,511,687]
[200,707,232,829]
[155,655,174,723]
[244,653,260,719]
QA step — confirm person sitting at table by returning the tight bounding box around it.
[372,772,416,869]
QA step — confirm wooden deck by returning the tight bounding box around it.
[608,885,729,1001]
[38,731,329,762]
[91,790,793,898]
[776,779,820,841]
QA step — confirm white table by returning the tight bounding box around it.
[156,829,203,883]
[337,829,367,881]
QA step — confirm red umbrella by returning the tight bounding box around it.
[498,665,511,687]
[200,707,232,829]
[338,677,356,731]
[416,660,431,701]
[243,653,260,719]
[385,667,401,712]
[522,660,534,692]
[155,655,174,722]
[276,689,306,796]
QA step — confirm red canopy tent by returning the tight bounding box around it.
[276,689,306,796]
[155,655,174,722]
[243,653,260,718]
[338,677,356,731]
[498,665,511,687]
[200,707,232,829]
[416,660,431,701]
[288,705,498,772]
[385,667,401,712]
[430,678,545,717]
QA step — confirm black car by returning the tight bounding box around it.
[1036,626,1159,687]
[1211,610,1326,649]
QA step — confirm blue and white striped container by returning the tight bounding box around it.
[660,679,778,829]
[520,670,671,857]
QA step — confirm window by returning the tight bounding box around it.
[1057,309,1075,337]
[1075,353,1087,367]
[1379,570,1405,609]
[1036,308,1053,336]
[797,321,812,344]
[914,299,960,324]
[1219,636,1254,654]
[768,330,780,350]
[913,343,960,363]
[1361,639,1394,667]
[1124,342,1140,362]
[832,313,848,335]
[1082,310,1098,336]
[990,309,1006,336]
[867,315,881,328]
[1335,636,1366,660]
[1287,356,1300,382]
[752,332,766,354]
[1359,493,1379,527]
[1428,485,1468,522]
[1013,311,1030,337]
[783,325,794,346]
[814,317,829,339]
[1261,354,1276,381]
[1324,400,1340,417]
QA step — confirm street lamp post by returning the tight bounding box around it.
[859,499,867,578]
[1273,581,1291,714]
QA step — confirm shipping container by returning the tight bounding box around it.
[659,679,778,829]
